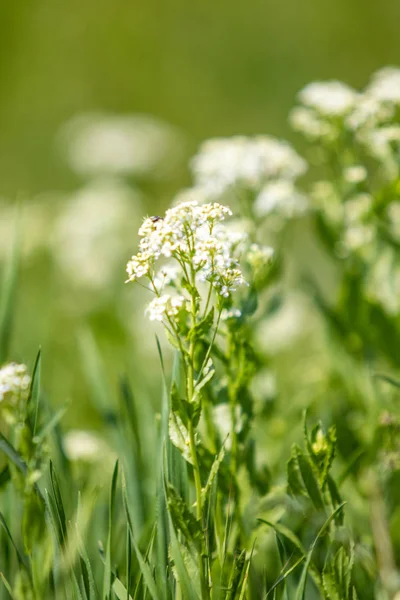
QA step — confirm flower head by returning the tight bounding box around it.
[0,363,31,405]
[191,136,306,197]
[297,81,358,116]
[146,294,186,322]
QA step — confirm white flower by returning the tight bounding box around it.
[346,94,394,130]
[298,81,358,116]
[59,113,184,178]
[213,403,243,449]
[343,225,375,252]
[387,202,400,240]
[152,264,181,290]
[343,194,373,224]
[367,125,400,158]
[0,363,31,404]
[221,307,242,320]
[254,180,308,218]
[366,67,400,104]
[146,294,185,322]
[343,165,367,184]
[246,243,274,271]
[191,136,307,196]
[289,107,334,139]
[366,247,400,315]
[64,430,107,462]
[54,179,142,290]
[126,251,153,282]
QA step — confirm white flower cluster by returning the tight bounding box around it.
[290,66,400,317]
[146,294,186,321]
[0,363,31,404]
[126,200,247,321]
[60,113,184,178]
[191,134,306,193]
[290,81,359,141]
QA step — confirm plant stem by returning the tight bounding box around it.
[187,276,209,600]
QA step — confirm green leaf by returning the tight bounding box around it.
[76,523,98,600]
[165,482,202,548]
[122,473,161,600]
[0,431,27,475]
[0,572,16,599]
[295,446,325,512]
[113,578,133,600]
[0,208,20,364]
[295,502,346,600]
[103,460,119,600]
[168,411,193,464]
[0,512,30,571]
[168,517,200,600]
[201,439,226,506]
[48,460,67,546]
[27,348,41,437]
[188,307,214,341]
[226,550,246,600]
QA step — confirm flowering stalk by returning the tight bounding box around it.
[126,199,247,596]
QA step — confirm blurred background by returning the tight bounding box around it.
[1,0,400,428]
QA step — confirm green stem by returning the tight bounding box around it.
[187,273,209,600]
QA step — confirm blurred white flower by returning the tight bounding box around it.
[366,247,400,315]
[344,194,373,224]
[53,178,142,289]
[346,94,394,131]
[64,430,107,462]
[254,295,310,354]
[343,165,367,184]
[59,113,184,178]
[298,81,358,116]
[220,307,242,320]
[0,363,31,404]
[254,180,308,218]
[213,403,243,449]
[289,106,334,139]
[0,197,55,260]
[387,201,400,240]
[366,67,400,104]
[191,135,307,197]
[250,368,277,402]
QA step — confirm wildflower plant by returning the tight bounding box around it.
[2,65,400,600]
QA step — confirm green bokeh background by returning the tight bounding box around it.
[1,0,400,196]
[1,0,400,427]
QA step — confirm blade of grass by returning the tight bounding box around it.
[295,502,346,600]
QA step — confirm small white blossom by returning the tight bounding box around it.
[342,225,375,252]
[289,106,334,139]
[213,403,243,449]
[366,67,400,105]
[64,430,104,462]
[298,81,358,116]
[191,136,307,196]
[0,363,31,404]
[343,165,368,184]
[387,202,400,240]
[344,194,373,224]
[146,294,185,322]
[346,94,394,130]
[152,264,181,290]
[126,251,153,282]
[59,113,184,178]
[254,180,308,218]
[221,307,242,321]
[246,243,274,270]
[366,247,400,315]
